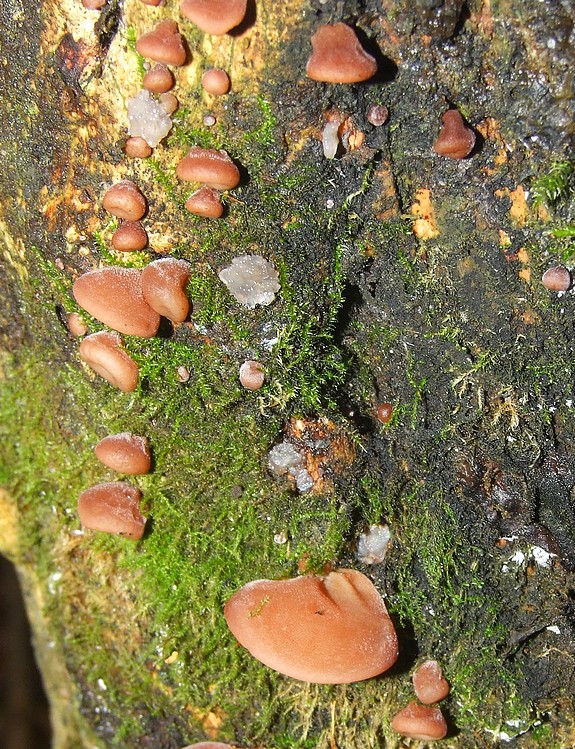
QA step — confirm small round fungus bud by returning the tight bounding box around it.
[542,265,571,291]
[176,148,241,190]
[201,68,231,95]
[180,0,248,35]
[135,20,187,66]
[77,482,146,539]
[82,0,106,9]
[67,312,88,337]
[412,660,450,704]
[73,267,161,338]
[159,92,179,115]
[111,221,148,252]
[79,331,139,392]
[141,258,191,323]
[377,402,393,423]
[102,180,147,221]
[143,63,175,93]
[367,103,389,126]
[239,360,265,390]
[124,136,152,159]
[224,569,398,684]
[203,114,216,127]
[391,702,448,741]
[185,186,223,218]
[94,433,152,475]
[306,23,377,83]
[433,109,476,159]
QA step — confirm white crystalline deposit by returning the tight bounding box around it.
[357,524,391,564]
[268,441,313,493]
[218,255,280,308]
[127,90,172,148]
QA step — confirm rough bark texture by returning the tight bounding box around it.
[1,0,575,747]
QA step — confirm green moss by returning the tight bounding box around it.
[530,160,574,209]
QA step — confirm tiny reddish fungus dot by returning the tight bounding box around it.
[77,482,146,539]
[367,103,389,126]
[102,180,147,221]
[67,312,88,337]
[185,186,223,218]
[306,23,377,84]
[73,267,160,338]
[176,147,240,190]
[135,20,187,67]
[376,402,393,424]
[412,660,450,704]
[141,258,191,323]
[542,265,571,291]
[180,0,248,35]
[224,568,398,684]
[79,331,139,392]
[201,68,231,95]
[239,360,265,390]
[143,63,175,93]
[124,136,153,159]
[433,109,476,159]
[111,221,148,252]
[94,433,152,475]
[391,701,448,741]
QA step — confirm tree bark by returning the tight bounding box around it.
[1,0,575,747]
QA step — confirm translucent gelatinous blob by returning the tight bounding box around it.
[127,89,172,147]
[218,254,280,308]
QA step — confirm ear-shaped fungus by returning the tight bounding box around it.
[73,267,161,338]
[95,433,152,475]
[224,568,398,684]
[102,180,147,221]
[180,0,248,35]
[141,258,191,322]
[135,20,187,66]
[391,701,448,741]
[412,659,450,704]
[433,109,475,159]
[77,482,146,539]
[176,147,240,190]
[79,331,139,392]
[306,23,377,83]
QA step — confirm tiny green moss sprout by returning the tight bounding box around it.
[126,26,146,79]
[530,160,574,209]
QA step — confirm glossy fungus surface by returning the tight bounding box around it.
[433,109,476,159]
[224,568,398,683]
[95,433,152,475]
[73,267,161,338]
[135,20,187,66]
[306,23,377,83]
[102,180,147,221]
[141,258,191,322]
[542,265,571,291]
[143,63,175,93]
[180,0,248,35]
[111,221,148,251]
[79,331,139,392]
[176,147,240,190]
[77,482,146,539]
[201,68,231,95]
[185,186,223,218]
[391,701,448,741]
[412,660,450,704]
[239,360,265,390]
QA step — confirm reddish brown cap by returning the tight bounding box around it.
[412,660,450,704]
[94,433,152,475]
[124,137,153,159]
[239,360,264,390]
[73,267,161,338]
[433,109,476,159]
[224,568,398,683]
[143,63,175,93]
[391,701,448,741]
[112,221,148,252]
[306,23,377,84]
[141,258,191,322]
[180,0,247,35]
[542,265,571,291]
[67,312,88,337]
[159,92,179,114]
[201,68,231,95]
[77,482,146,539]
[185,186,223,218]
[102,180,147,221]
[176,148,240,190]
[79,331,139,392]
[135,20,187,66]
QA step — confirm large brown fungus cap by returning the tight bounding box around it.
[433,109,476,159]
[306,23,377,84]
[73,267,161,338]
[77,482,146,539]
[79,331,139,392]
[224,568,398,684]
[176,147,240,190]
[95,432,152,475]
[180,0,248,35]
[141,258,191,323]
[136,20,187,66]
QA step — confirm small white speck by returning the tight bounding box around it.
[97,679,107,691]
[546,625,560,634]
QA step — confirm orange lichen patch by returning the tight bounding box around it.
[411,188,438,240]
[373,162,400,219]
[495,185,529,226]
[498,229,512,248]
[284,417,355,494]
[470,0,494,37]
[520,308,540,324]
[186,705,226,738]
